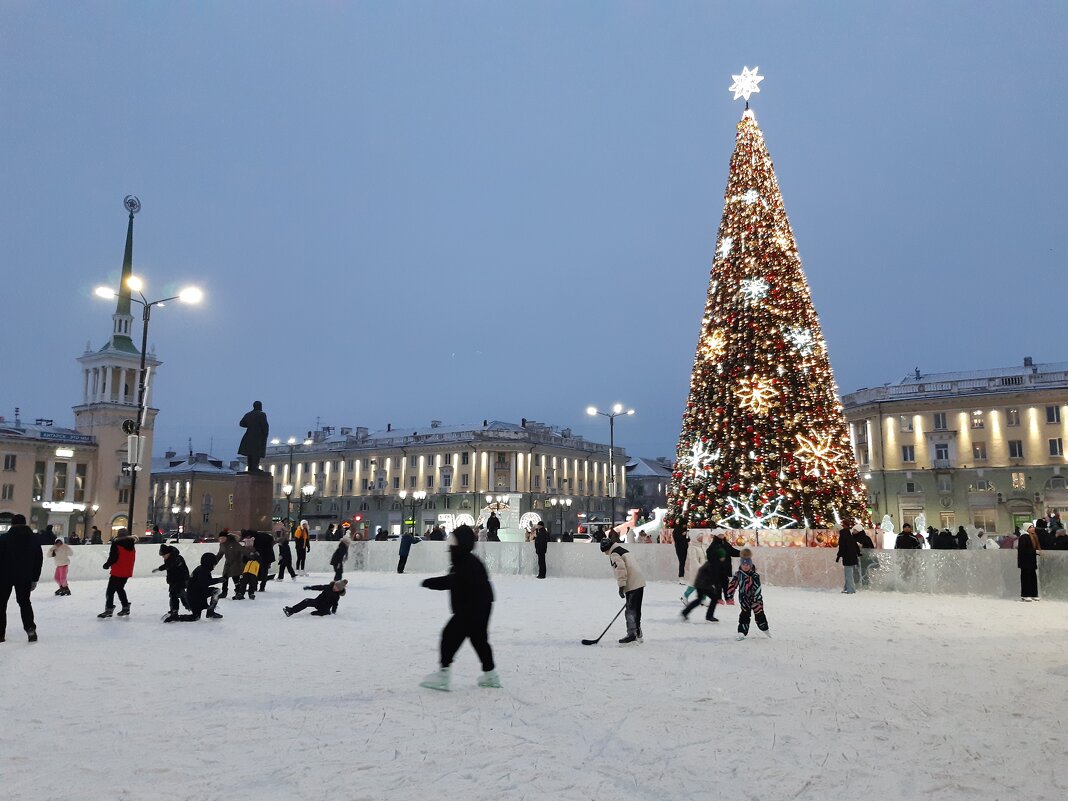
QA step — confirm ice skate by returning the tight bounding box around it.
[206,611,223,619]
[736,633,747,641]
[762,630,772,638]
[97,607,114,619]
[618,633,639,645]
[27,628,38,642]
[477,670,502,688]
[162,611,179,623]
[117,604,131,617]
[636,628,644,644]
[283,606,294,617]
[54,587,63,596]
[705,616,719,623]
[420,667,451,691]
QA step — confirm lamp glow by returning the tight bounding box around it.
[586,406,597,416]
[94,286,117,300]
[612,403,624,414]
[178,287,203,304]
[55,447,75,458]
[126,275,143,292]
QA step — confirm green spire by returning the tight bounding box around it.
[107,195,141,353]
[114,208,135,318]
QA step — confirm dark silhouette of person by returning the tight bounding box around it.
[238,401,270,473]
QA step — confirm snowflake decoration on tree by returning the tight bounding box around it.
[738,277,769,304]
[718,236,734,258]
[699,329,726,362]
[728,66,764,102]
[742,189,760,204]
[718,492,797,530]
[736,374,777,415]
[784,327,814,356]
[794,432,845,477]
[678,439,721,478]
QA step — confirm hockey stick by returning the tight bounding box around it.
[581,604,627,645]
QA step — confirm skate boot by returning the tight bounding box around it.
[98,607,115,619]
[762,629,772,639]
[735,633,747,641]
[162,611,179,623]
[618,633,638,645]
[206,611,223,619]
[117,604,131,617]
[55,587,63,596]
[27,628,38,642]
[63,587,72,596]
[420,667,451,692]
[477,670,502,688]
[283,606,294,617]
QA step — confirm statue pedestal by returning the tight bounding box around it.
[233,473,273,532]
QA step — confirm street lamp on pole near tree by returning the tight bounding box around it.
[399,490,427,535]
[549,497,572,537]
[586,404,635,527]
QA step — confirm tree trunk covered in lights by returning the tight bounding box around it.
[666,109,869,531]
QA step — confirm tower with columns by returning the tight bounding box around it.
[73,203,161,537]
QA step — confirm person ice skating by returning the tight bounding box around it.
[99,530,137,618]
[254,530,276,592]
[154,545,191,622]
[398,529,420,574]
[0,514,43,643]
[232,538,261,600]
[1018,523,1041,601]
[853,524,876,586]
[534,521,549,579]
[215,531,244,597]
[293,520,311,574]
[726,550,771,640]
[283,580,347,617]
[836,523,860,594]
[176,553,225,621]
[420,525,499,691]
[49,537,73,596]
[330,536,348,581]
[710,531,740,604]
[486,511,501,542]
[672,523,689,583]
[276,530,296,581]
[681,552,719,623]
[601,538,646,645]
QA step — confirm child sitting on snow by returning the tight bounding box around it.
[176,553,225,621]
[283,580,347,617]
[726,549,771,640]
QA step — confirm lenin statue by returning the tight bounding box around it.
[239,401,270,473]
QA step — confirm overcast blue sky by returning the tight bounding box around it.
[1,1,1065,460]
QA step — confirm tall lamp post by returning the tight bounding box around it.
[82,502,100,541]
[549,497,572,537]
[94,197,202,537]
[297,483,316,525]
[281,484,295,525]
[171,503,191,540]
[586,404,635,527]
[399,489,427,535]
[271,436,313,527]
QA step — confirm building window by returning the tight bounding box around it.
[935,443,949,461]
[426,475,434,489]
[1011,472,1026,490]
[496,453,508,466]
[901,445,915,463]
[118,489,130,504]
[972,442,987,460]
[933,412,947,431]
[533,475,541,489]
[393,477,401,489]
[443,473,452,488]
[228,494,234,510]
[1008,440,1024,459]
[899,415,914,433]
[461,452,470,466]
[408,475,417,488]
[904,481,918,494]
[409,456,418,468]
[52,461,68,502]
[1050,438,1064,457]
[1047,406,1062,424]
[1006,408,1020,427]
[443,453,452,466]
[939,512,956,529]
[361,478,370,491]
[970,412,985,430]
[972,479,993,492]
[2,454,15,471]
[33,461,45,502]
[1,484,13,501]
[460,473,469,488]
[74,463,87,502]
[346,479,354,493]
[1048,476,1068,490]
[937,475,952,493]
[972,509,997,532]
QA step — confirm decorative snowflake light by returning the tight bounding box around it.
[742,189,760,204]
[784,327,814,356]
[739,277,769,303]
[794,432,844,478]
[699,329,726,362]
[728,66,764,102]
[718,493,797,530]
[678,439,720,478]
[736,375,777,415]
[718,236,734,258]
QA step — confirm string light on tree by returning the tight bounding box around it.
[718,493,797,530]
[739,277,769,303]
[794,432,845,478]
[735,374,777,415]
[678,439,720,478]
[718,236,734,258]
[700,329,727,362]
[784,327,815,356]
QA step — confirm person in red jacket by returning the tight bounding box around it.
[98,530,137,618]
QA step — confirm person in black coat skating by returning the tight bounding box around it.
[0,514,44,642]
[709,532,740,603]
[330,539,348,581]
[254,531,276,591]
[419,525,498,691]
[1018,524,1040,600]
[534,521,549,579]
[276,533,296,581]
[284,580,347,616]
[153,545,191,622]
[672,524,689,581]
[176,553,225,621]
[836,526,861,593]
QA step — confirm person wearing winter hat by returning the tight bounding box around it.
[284,580,348,617]
[293,520,311,575]
[177,553,225,621]
[726,549,771,640]
[0,513,43,643]
[420,525,499,691]
[99,529,137,618]
[154,544,191,622]
[49,537,73,596]
[602,537,646,645]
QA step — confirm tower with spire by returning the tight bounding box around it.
[73,197,161,538]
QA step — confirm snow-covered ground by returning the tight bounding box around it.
[3,572,1067,801]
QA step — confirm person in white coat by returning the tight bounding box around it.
[601,540,646,645]
[48,538,73,596]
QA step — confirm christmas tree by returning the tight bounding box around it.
[666,68,868,531]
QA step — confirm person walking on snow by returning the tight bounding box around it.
[284,580,348,617]
[276,531,296,581]
[1018,523,1041,601]
[601,538,646,645]
[398,529,419,574]
[254,531,275,592]
[672,523,689,583]
[726,550,771,640]
[0,513,43,643]
[293,520,311,574]
[154,545,191,622]
[710,531,740,605]
[215,531,244,598]
[836,524,860,594]
[485,511,501,542]
[681,554,720,623]
[175,553,225,621]
[99,530,136,618]
[419,525,499,691]
[49,537,73,596]
[534,521,549,579]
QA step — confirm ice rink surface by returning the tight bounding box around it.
[3,571,1067,801]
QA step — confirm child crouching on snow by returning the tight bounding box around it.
[176,553,225,621]
[726,549,770,640]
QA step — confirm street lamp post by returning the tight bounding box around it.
[549,497,573,537]
[399,490,427,535]
[82,503,100,541]
[270,436,313,528]
[282,484,295,526]
[297,483,316,525]
[170,503,190,539]
[94,198,202,538]
[586,404,635,528]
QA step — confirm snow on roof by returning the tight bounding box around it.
[895,362,1068,385]
[626,456,672,478]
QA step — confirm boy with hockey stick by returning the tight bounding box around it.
[725,549,771,640]
[174,553,225,621]
[601,538,646,644]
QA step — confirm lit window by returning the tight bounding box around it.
[972,509,997,532]
[1006,408,1020,427]
[899,415,914,433]
[972,442,987,460]
[971,413,985,430]
[1012,472,1026,489]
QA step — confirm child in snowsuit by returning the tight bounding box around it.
[232,542,261,600]
[49,538,73,596]
[420,525,499,691]
[602,539,646,645]
[726,550,770,640]
[330,538,348,582]
[681,555,720,622]
[176,553,225,621]
[276,532,296,581]
[283,580,347,617]
[99,531,136,618]
[154,545,191,622]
